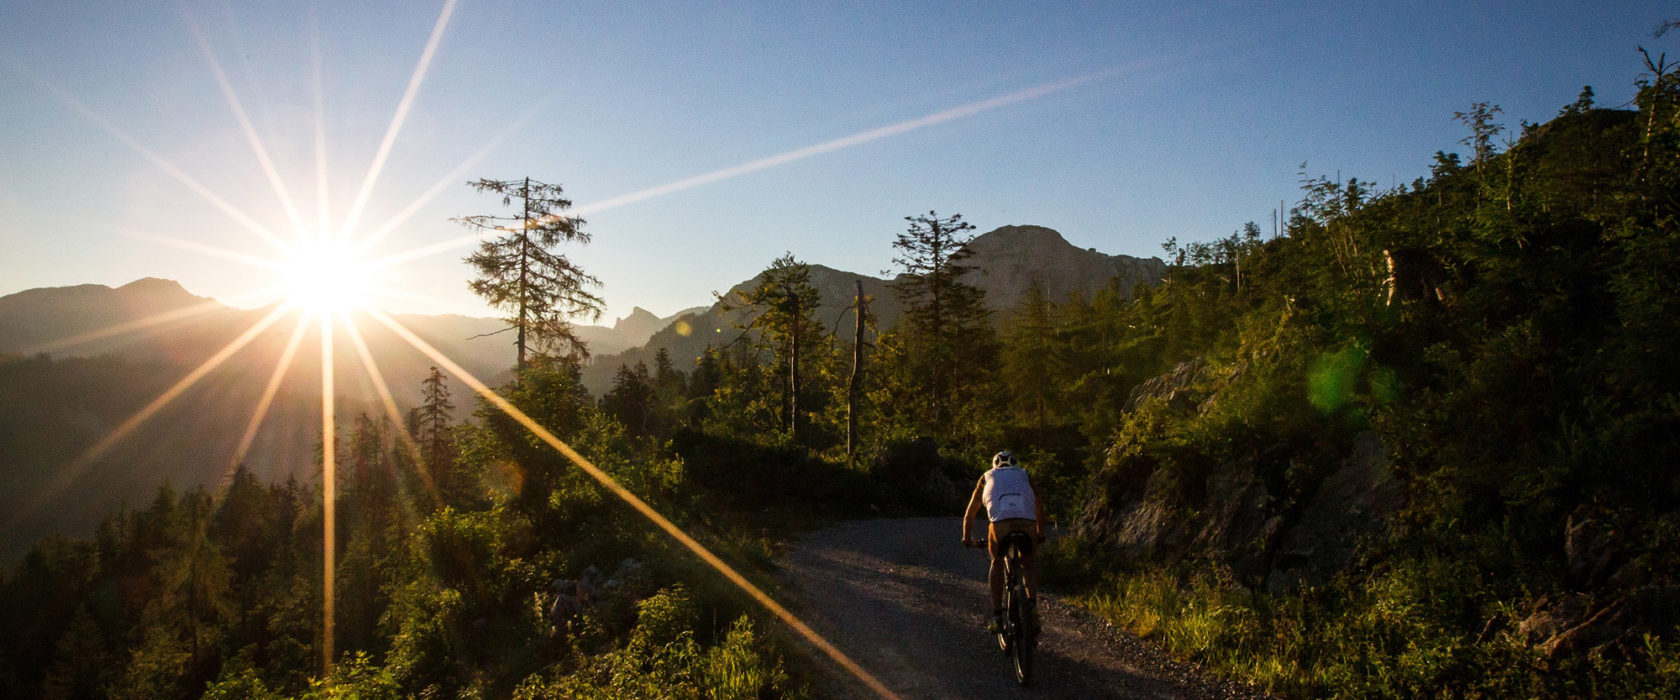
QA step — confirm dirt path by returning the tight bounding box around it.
[778,517,1268,700]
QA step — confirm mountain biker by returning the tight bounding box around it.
[962,450,1046,635]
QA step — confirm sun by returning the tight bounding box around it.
[279,236,375,314]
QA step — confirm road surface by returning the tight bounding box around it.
[779,517,1269,699]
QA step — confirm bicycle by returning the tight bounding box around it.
[966,531,1037,687]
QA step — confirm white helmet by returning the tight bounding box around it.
[992,450,1018,469]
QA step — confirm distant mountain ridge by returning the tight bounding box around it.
[580,224,1165,392]
[0,223,1161,558]
[0,284,694,562]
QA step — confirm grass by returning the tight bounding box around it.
[1067,562,1680,698]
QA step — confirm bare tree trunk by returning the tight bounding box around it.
[847,280,866,460]
[516,176,531,376]
[789,292,801,444]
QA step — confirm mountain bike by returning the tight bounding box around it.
[967,531,1037,687]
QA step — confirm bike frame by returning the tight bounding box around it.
[998,531,1035,686]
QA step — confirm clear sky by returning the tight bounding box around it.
[1,1,1674,324]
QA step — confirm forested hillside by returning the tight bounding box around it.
[1,56,1676,698]
[1052,78,1680,695]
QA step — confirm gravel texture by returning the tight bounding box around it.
[777,517,1273,700]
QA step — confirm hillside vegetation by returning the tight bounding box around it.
[1,58,1677,698]
[1053,82,1680,695]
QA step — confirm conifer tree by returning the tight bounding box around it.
[602,361,654,436]
[457,177,603,373]
[888,210,990,427]
[418,366,454,468]
[1001,281,1058,434]
[719,254,824,443]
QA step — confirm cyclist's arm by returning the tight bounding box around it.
[962,478,986,543]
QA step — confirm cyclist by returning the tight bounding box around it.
[962,450,1046,634]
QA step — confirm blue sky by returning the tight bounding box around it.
[1,1,1673,323]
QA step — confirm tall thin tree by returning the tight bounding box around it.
[719,254,824,443]
[888,210,986,425]
[418,366,453,468]
[457,177,603,374]
[847,279,870,461]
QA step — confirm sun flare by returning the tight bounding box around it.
[280,236,375,314]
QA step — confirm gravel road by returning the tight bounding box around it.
[778,517,1271,700]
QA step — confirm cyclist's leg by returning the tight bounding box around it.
[986,521,1006,613]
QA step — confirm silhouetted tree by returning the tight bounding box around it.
[418,366,454,467]
[718,254,824,443]
[888,210,989,427]
[602,362,654,436]
[457,177,603,374]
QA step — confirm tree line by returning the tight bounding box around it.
[3,42,1677,697]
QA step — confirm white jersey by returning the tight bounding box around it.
[981,466,1037,522]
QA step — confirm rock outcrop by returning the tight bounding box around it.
[1074,358,1405,592]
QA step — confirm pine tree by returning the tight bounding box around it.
[888,210,990,427]
[846,279,870,461]
[1001,281,1058,434]
[602,362,654,436]
[418,366,454,468]
[457,177,603,374]
[718,254,825,443]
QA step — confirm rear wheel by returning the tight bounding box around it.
[997,588,1012,653]
[1011,589,1033,686]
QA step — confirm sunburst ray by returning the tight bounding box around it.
[311,8,332,233]
[3,57,294,254]
[120,228,284,271]
[17,287,278,356]
[228,312,313,472]
[180,4,311,238]
[5,303,295,533]
[320,309,338,673]
[364,307,900,700]
[353,106,540,257]
[340,310,442,507]
[340,0,458,237]
[364,69,1127,268]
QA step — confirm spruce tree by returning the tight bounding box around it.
[888,210,990,428]
[418,366,453,468]
[457,177,603,373]
[719,254,824,443]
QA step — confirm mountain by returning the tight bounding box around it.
[0,277,247,361]
[0,281,711,561]
[581,225,1164,392]
[0,225,1157,558]
[961,225,1164,312]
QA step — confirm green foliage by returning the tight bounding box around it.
[11,49,1680,700]
[517,587,796,700]
[459,176,603,370]
[1062,64,1680,697]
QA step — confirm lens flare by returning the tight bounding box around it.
[364,308,901,700]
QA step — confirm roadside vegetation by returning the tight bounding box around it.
[3,45,1678,699]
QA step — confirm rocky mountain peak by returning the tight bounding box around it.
[610,307,668,347]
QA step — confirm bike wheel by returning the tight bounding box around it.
[1011,593,1033,686]
[997,588,1012,654]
